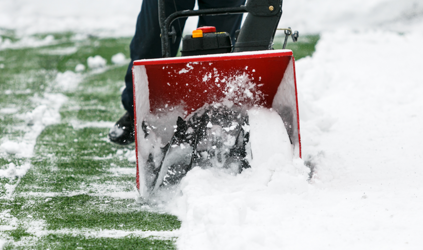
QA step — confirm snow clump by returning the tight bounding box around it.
[0,107,18,114]
[75,63,86,72]
[0,140,20,155]
[54,71,82,92]
[111,53,126,65]
[87,55,107,69]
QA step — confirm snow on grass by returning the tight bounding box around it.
[0,108,19,115]
[0,35,56,50]
[53,71,82,92]
[0,93,68,160]
[87,55,107,69]
[75,63,86,72]
[282,0,423,33]
[279,30,423,249]
[37,228,179,239]
[70,120,115,130]
[1,0,422,248]
[111,52,128,65]
[108,167,136,175]
[0,163,31,179]
[162,29,423,250]
[0,34,165,248]
[37,46,78,55]
[0,0,140,36]
[162,109,309,249]
[1,0,421,38]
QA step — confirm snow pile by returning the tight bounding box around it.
[0,162,31,179]
[0,240,5,249]
[1,0,422,37]
[0,141,21,155]
[0,0,140,36]
[170,157,308,250]
[87,55,107,69]
[0,35,56,50]
[111,53,127,65]
[0,107,19,115]
[70,120,114,130]
[164,108,309,249]
[0,93,67,159]
[1,0,423,248]
[75,64,86,72]
[53,70,82,92]
[38,46,77,55]
[125,149,136,163]
[297,30,423,163]
[281,0,423,33]
[163,29,423,250]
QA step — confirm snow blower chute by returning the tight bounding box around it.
[133,0,301,199]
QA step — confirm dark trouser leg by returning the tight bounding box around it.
[121,0,195,117]
[122,0,246,117]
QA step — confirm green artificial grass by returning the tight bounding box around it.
[274,34,320,59]
[11,235,177,250]
[8,226,32,242]
[0,31,319,249]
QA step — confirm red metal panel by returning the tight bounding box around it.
[134,51,292,115]
[133,51,301,191]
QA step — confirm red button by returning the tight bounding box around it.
[196,26,216,33]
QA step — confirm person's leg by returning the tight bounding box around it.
[111,0,195,145]
[197,0,246,43]
[122,0,195,117]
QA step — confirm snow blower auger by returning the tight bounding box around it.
[133,0,301,199]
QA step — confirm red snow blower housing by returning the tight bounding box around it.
[132,0,301,199]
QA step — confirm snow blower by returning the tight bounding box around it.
[133,0,301,199]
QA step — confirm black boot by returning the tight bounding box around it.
[109,112,135,145]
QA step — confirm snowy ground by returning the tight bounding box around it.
[1,0,423,249]
[167,30,423,250]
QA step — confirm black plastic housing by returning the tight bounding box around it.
[181,32,232,56]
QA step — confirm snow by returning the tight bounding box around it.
[0,0,421,39]
[70,120,115,130]
[248,108,293,166]
[111,53,127,65]
[53,71,82,92]
[164,28,423,249]
[0,0,140,37]
[109,167,136,175]
[282,0,423,34]
[0,141,20,155]
[75,64,86,72]
[87,55,107,69]
[0,107,19,114]
[1,0,423,249]
[0,35,56,50]
[31,228,179,240]
[0,93,67,160]
[38,46,78,55]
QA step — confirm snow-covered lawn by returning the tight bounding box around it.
[170,30,423,250]
[1,0,423,249]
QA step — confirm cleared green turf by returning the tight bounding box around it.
[4,235,177,250]
[0,31,318,249]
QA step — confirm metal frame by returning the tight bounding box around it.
[159,0,248,57]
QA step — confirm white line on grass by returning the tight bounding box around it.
[43,229,180,240]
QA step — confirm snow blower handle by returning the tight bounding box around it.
[278,27,299,49]
[159,0,284,57]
